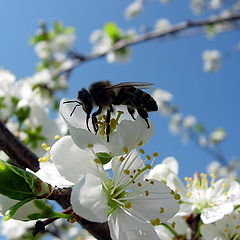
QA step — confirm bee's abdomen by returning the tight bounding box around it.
[130,88,158,112]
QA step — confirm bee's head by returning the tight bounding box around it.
[77,88,93,115]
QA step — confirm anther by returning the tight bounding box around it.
[146,155,151,160]
[54,135,60,140]
[87,144,94,148]
[137,183,142,187]
[139,148,145,154]
[145,191,149,196]
[122,147,129,154]
[150,180,154,185]
[152,152,159,157]
[123,169,130,175]
[160,207,165,214]
[171,222,176,228]
[138,140,144,146]
[124,201,132,209]
[150,218,161,226]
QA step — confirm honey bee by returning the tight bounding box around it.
[63,81,158,142]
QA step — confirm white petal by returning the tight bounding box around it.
[69,126,110,153]
[50,136,97,183]
[201,223,225,240]
[108,209,159,240]
[128,180,180,222]
[201,203,233,224]
[34,160,73,187]
[71,173,109,223]
[60,98,88,129]
[162,157,179,174]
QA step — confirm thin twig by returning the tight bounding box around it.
[61,13,240,74]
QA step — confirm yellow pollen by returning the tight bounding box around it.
[174,193,181,200]
[145,191,149,196]
[119,156,125,162]
[170,190,175,195]
[139,148,145,154]
[146,164,152,169]
[146,155,151,160]
[150,180,154,185]
[137,183,142,187]
[236,225,240,229]
[160,207,165,213]
[186,184,191,188]
[171,222,176,228]
[152,152,159,157]
[138,140,144,146]
[123,169,130,175]
[46,147,51,152]
[122,147,129,154]
[94,158,101,164]
[210,173,216,179]
[41,143,47,149]
[186,192,192,197]
[223,228,228,233]
[38,155,51,162]
[87,144,94,148]
[150,218,161,226]
[124,202,132,209]
[221,183,227,188]
[54,135,60,140]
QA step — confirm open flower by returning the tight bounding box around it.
[179,174,240,224]
[69,150,180,240]
[60,98,153,156]
[201,209,240,240]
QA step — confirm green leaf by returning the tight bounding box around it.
[54,21,63,34]
[104,22,121,42]
[4,198,35,220]
[14,106,31,122]
[96,152,113,165]
[28,200,72,220]
[64,26,75,34]
[30,34,49,45]
[195,123,205,133]
[0,161,37,200]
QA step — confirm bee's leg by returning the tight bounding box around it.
[92,106,102,134]
[137,107,150,128]
[127,107,136,120]
[86,114,91,132]
[106,107,112,142]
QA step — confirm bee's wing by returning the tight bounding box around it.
[105,82,155,90]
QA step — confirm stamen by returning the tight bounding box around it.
[137,140,144,146]
[54,135,60,140]
[152,152,159,157]
[171,222,176,228]
[150,218,161,226]
[87,144,94,148]
[123,169,130,175]
[122,147,129,154]
[146,155,151,160]
[139,148,145,154]
[160,207,165,213]
[124,201,132,209]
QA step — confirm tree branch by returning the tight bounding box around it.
[64,13,240,72]
[0,121,111,240]
[0,121,39,171]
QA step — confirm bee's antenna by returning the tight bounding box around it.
[70,104,81,116]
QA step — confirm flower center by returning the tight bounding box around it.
[98,110,124,136]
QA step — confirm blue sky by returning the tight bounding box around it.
[0,2,240,237]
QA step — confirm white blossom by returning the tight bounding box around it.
[169,113,182,134]
[152,88,173,115]
[155,19,171,31]
[34,41,51,59]
[124,0,143,20]
[183,115,196,129]
[155,216,191,239]
[178,174,240,224]
[210,128,226,143]
[209,0,222,9]
[202,49,221,72]
[201,209,240,240]
[0,219,35,239]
